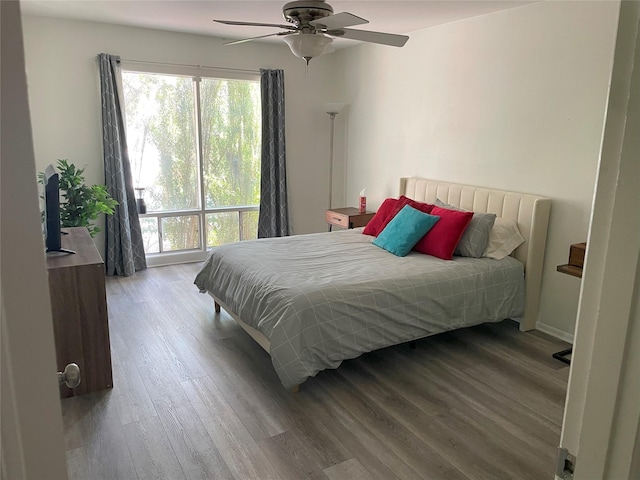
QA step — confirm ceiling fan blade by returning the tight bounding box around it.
[223,31,294,46]
[328,28,409,47]
[310,12,368,30]
[214,19,297,31]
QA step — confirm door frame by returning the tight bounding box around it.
[0,1,68,478]
[559,2,640,478]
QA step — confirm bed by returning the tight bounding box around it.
[194,177,551,390]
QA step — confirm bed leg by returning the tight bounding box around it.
[214,301,221,313]
[290,385,300,394]
[409,340,417,349]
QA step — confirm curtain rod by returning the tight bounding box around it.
[119,58,259,75]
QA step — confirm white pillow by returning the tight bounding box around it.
[484,218,525,260]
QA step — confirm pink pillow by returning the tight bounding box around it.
[413,206,473,260]
[362,197,399,236]
[376,196,434,236]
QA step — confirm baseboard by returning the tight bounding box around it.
[145,251,207,268]
[536,321,575,344]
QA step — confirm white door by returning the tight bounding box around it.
[0,1,68,478]
[558,2,640,479]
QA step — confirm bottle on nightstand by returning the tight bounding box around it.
[359,188,367,213]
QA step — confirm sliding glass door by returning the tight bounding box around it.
[121,67,261,265]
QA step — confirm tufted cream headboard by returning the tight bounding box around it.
[400,177,551,332]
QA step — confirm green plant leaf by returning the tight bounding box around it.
[39,159,119,237]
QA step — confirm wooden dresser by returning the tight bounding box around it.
[46,227,113,397]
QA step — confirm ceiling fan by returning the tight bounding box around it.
[214,0,410,65]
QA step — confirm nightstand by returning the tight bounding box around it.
[326,207,375,231]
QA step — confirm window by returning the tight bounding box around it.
[121,68,261,265]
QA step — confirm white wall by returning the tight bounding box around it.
[334,0,619,337]
[21,16,339,255]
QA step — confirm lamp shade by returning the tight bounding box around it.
[283,33,333,64]
[324,103,344,114]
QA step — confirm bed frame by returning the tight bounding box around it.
[209,177,551,382]
[399,177,551,331]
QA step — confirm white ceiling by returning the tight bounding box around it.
[20,0,537,48]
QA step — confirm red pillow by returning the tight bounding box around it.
[362,197,398,236]
[377,195,434,235]
[413,206,473,260]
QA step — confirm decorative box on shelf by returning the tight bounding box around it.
[569,242,586,268]
[557,242,586,278]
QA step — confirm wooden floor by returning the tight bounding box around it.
[62,263,571,480]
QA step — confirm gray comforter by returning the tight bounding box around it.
[194,228,525,388]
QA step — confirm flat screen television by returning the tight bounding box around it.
[43,164,74,255]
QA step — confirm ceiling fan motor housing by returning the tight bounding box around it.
[283,0,334,29]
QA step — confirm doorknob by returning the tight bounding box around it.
[58,363,81,389]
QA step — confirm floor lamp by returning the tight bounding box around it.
[325,103,344,209]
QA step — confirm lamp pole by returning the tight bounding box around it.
[327,111,338,209]
[325,103,344,211]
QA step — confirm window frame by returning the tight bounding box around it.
[119,62,261,267]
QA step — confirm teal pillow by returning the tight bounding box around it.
[372,205,440,257]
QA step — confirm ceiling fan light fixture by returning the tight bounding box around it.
[283,33,333,64]
[216,1,409,66]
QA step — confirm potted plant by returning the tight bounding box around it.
[40,159,118,237]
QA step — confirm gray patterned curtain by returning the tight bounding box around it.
[97,53,147,276]
[258,69,290,238]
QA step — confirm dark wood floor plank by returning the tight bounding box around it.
[258,430,330,480]
[377,346,562,458]
[156,283,240,341]
[442,402,551,479]
[122,416,188,480]
[323,458,372,480]
[110,269,155,304]
[472,322,572,373]
[149,319,209,383]
[64,390,138,480]
[208,333,366,473]
[119,331,180,400]
[124,299,209,383]
[113,302,198,401]
[336,359,526,480]
[415,333,566,427]
[182,375,283,480]
[153,386,235,480]
[456,325,570,387]
[426,358,557,461]
[184,330,291,442]
[60,263,569,480]
[227,335,354,469]
[110,330,158,426]
[316,373,470,480]
[65,447,91,480]
[62,394,91,452]
[302,383,416,480]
